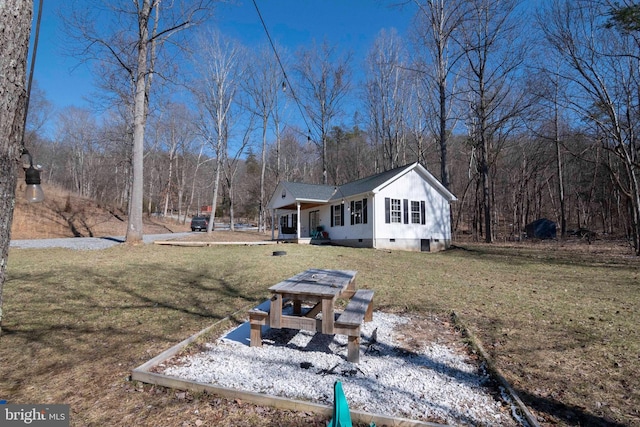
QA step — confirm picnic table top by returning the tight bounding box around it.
[268,269,357,298]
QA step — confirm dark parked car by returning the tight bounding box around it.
[190,216,210,232]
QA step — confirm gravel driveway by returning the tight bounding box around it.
[9,233,192,250]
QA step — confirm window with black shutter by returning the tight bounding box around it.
[350,200,355,225]
[391,198,401,223]
[333,204,343,226]
[403,199,409,224]
[351,199,364,225]
[362,198,368,224]
[385,198,390,223]
[330,205,334,227]
[411,201,421,223]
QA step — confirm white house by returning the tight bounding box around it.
[267,162,457,252]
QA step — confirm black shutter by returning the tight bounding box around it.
[421,201,426,225]
[350,201,355,225]
[363,198,368,224]
[330,205,334,227]
[385,198,390,223]
[403,199,409,224]
[340,203,345,226]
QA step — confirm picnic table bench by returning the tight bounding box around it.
[249,269,374,363]
[334,289,375,363]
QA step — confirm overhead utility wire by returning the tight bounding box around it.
[22,0,44,146]
[251,0,313,139]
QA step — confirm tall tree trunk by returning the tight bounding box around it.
[630,170,640,255]
[126,0,152,244]
[555,123,566,238]
[177,156,184,223]
[207,133,223,233]
[228,177,235,230]
[553,84,566,238]
[208,160,221,233]
[0,0,33,335]
[480,126,492,243]
[163,131,177,217]
[275,116,281,183]
[322,133,328,184]
[184,143,206,224]
[439,79,449,189]
[259,115,267,232]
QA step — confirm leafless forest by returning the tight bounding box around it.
[22,0,640,254]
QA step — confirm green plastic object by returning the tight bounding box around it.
[327,381,352,427]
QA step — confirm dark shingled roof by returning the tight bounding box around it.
[281,164,415,202]
[331,164,414,200]
[282,181,336,201]
[277,162,455,206]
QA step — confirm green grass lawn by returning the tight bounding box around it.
[0,242,638,426]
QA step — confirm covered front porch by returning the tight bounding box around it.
[270,204,330,245]
[267,181,338,245]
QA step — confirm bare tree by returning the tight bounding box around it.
[150,103,197,218]
[268,128,316,183]
[182,139,213,223]
[460,0,528,243]
[55,107,100,197]
[527,65,571,238]
[364,29,411,171]
[224,118,254,230]
[403,72,431,168]
[23,82,52,138]
[0,0,32,334]
[193,30,244,233]
[64,0,212,244]
[243,45,282,232]
[100,111,134,208]
[173,111,200,222]
[411,0,467,188]
[271,85,287,185]
[540,0,640,254]
[294,40,351,184]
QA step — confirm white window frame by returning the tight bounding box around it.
[411,201,421,224]
[391,198,401,223]
[334,204,343,226]
[353,200,363,224]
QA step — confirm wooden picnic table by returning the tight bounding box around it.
[249,268,374,362]
[268,268,357,335]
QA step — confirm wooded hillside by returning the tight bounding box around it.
[20,0,640,253]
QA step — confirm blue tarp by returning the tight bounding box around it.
[525,218,557,239]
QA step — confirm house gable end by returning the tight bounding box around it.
[372,163,456,202]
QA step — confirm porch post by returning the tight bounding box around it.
[296,202,301,238]
[371,194,376,249]
[271,209,275,240]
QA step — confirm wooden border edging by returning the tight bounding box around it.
[132,371,447,427]
[132,306,450,427]
[133,311,239,373]
[154,241,277,247]
[450,312,540,427]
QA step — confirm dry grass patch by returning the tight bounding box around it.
[1,240,638,426]
[176,229,274,243]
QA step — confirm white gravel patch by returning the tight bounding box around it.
[160,312,519,426]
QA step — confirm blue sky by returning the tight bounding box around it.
[31,0,416,112]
